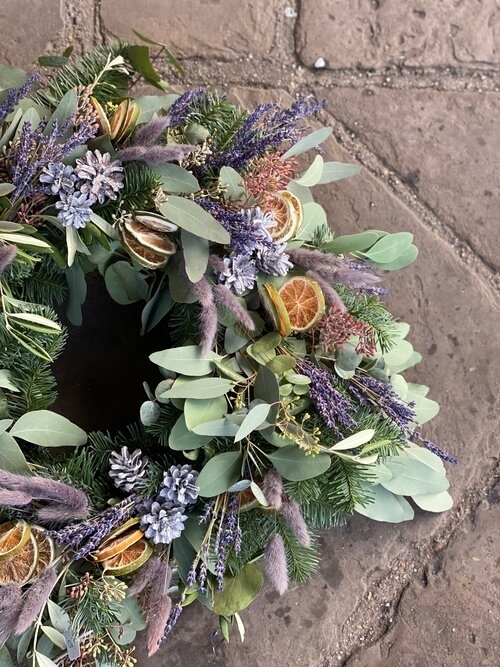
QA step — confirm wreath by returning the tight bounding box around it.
[0,39,456,667]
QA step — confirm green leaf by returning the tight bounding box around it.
[234,402,272,442]
[41,626,66,650]
[321,231,381,254]
[65,261,87,326]
[410,394,440,425]
[219,166,245,199]
[0,647,15,667]
[368,244,418,270]
[0,431,30,473]
[17,627,35,663]
[181,229,209,283]
[0,232,52,249]
[0,419,13,433]
[381,457,449,496]
[131,29,185,77]
[212,563,264,615]
[250,481,269,506]
[362,232,413,264]
[404,445,444,473]
[66,226,90,266]
[44,89,78,135]
[153,163,200,193]
[159,197,230,244]
[150,346,222,376]
[140,400,160,425]
[104,261,148,305]
[329,429,375,451]
[126,45,167,90]
[38,55,69,67]
[169,414,212,450]
[0,65,27,91]
[0,183,15,196]
[192,418,239,437]
[47,600,71,633]
[224,326,248,354]
[293,154,324,187]
[108,623,137,646]
[266,446,331,481]
[160,376,234,400]
[8,312,61,334]
[135,94,178,124]
[266,355,295,374]
[355,485,415,523]
[219,616,231,642]
[90,212,119,240]
[0,369,19,392]
[412,490,453,512]
[35,652,59,667]
[197,451,242,497]
[295,202,327,242]
[140,281,173,334]
[10,410,87,447]
[317,161,360,184]
[282,127,332,159]
[184,395,227,430]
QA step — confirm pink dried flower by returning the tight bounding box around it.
[280,500,311,547]
[264,532,289,595]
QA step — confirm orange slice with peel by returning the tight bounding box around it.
[259,283,292,337]
[93,528,145,562]
[98,517,141,550]
[0,532,38,585]
[278,276,325,331]
[31,526,56,577]
[0,521,31,562]
[265,190,303,243]
[102,538,153,576]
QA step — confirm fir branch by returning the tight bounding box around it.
[144,404,180,448]
[167,301,202,347]
[338,288,400,353]
[31,42,132,108]
[13,257,67,305]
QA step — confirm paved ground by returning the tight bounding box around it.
[1,1,499,666]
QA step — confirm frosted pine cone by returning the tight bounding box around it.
[109,446,148,493]
[159,464,199,506]
[139,500,187,545]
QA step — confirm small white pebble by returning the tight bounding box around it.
[284,7,298,18]
[314,57,326,69]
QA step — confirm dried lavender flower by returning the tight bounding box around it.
[264,532,289,595]
[280,501,311,547]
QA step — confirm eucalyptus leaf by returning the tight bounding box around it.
[126,45,167,90]
[382,457,449,496]
[355,485,415,523]
[234,402,272,442]
[149,346,222,377]
[412,490,453,512]
[0,183,15,196]
[0,431,30,473]
[404,445,445,472]
[10,410,87,447]
[90,212,119,240]
[139,400,160,426]
[181,229,209,283]
[212,563,264,615]
[140,281,173,334]
[295,202,327,242]
[192,419,239,437]
[219,166,245,199]
[34,653,59,667]
[282,127,332,159]
[362,232,413,264]
[66,225,90,266]
[41,626,66,650]
[224,326,249,353]
[317,161,361,184]
[197,450,242,497]
[293,154,324,187]
[38,55,69,67]
[44,89,78,136]
[169,414,212,450]
[104,261,148,305]
[0,369,19,392]
[0,647,15,667]
[321,231,380,254]
[368,244,418,270]
[184,395,227,430]
[47,600,71,633]
[329,429,375,451]
[410,394,440,425]
[0,64,27,91]
[0,419,13,433]
[160,376,234,400]
[108,624,137,646]
[159,197,230,244]
[153,163,200,193]
[65,261,87,326]
[250,481,269,506]
[266,446,331,481]
[135,94,178,124]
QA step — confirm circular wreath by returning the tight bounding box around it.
[0,40,456,667]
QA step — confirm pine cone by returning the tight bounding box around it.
[109,446,148,493]
[159,464,199,506]
[139,500,187,545]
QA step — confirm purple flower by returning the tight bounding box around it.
[422,439,458,464]
[0,74,41,122]
[218,252,257,294]
[296,359,358,437]
[167,87,206,127]
[55,190,93,228]
[75,150,124,204]
[351,372,416,434]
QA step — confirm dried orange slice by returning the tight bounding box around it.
[0,533,38,585]
[98,517,141,550]
[259,283,292,337]
[0,521,31,562]
[102,538,153,576]
[93,528,145,562]
[265,190,303,243]
[31,527,55,577]
[278,276,325,331]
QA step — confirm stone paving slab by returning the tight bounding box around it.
[322,88,500,273]
[100,0,283,60]
[297,0,500,69]
[0,0,63,67]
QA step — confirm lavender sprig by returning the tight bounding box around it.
[0,74,41,122]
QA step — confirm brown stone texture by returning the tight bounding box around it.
[297,0,500,69]
[324,88,500,272]
[100,0,282,60]
[0,0,63,67]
